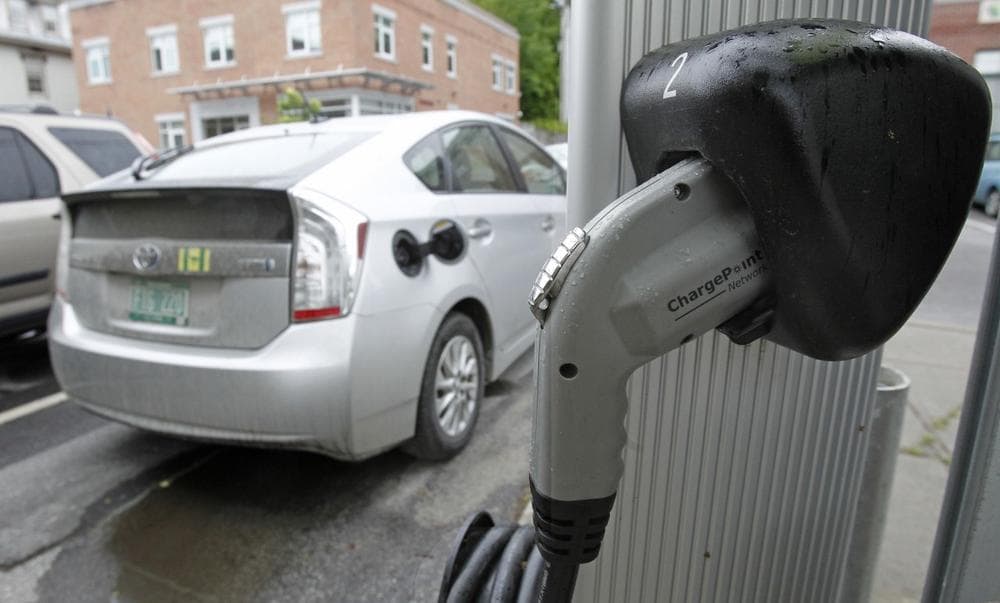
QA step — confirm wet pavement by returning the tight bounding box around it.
[1,212,994,602]
[0,344,534,603]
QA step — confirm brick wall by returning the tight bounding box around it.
[353,0,519,115]
[928,1,1000,63]
[70,0,519,145]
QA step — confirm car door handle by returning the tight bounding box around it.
[467,221,493,239]
[541,215,556,232]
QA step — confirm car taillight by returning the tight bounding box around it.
[290,189,368,322]
[55,203,71,301]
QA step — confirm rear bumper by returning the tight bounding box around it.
[49,298,358,457]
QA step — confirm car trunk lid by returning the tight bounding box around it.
[65,187,293,349]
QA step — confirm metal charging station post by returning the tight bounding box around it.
[563,1,930,601]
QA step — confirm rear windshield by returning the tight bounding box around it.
[48,127,142,177]
[152,132,374,181]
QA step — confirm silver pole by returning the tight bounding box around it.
[564,0,628,228]
[923,225,1000,603]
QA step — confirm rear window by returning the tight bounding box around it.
[48,127,142,177]
[152,132,372,181]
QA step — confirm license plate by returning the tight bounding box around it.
[129,279,190,326]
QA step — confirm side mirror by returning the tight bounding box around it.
[621,19,992,359]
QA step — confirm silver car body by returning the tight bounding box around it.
[49,111,566,460]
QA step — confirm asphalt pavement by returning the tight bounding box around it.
[0,211,994,603]
[0,339,536,603]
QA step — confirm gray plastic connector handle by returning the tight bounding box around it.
[529,158,770,503]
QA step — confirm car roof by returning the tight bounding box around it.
[0,110,134,131]
[70,111,519,194]
[197,110,509,150]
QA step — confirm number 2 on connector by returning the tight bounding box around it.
[662,52,688,99]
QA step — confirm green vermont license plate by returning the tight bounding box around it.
[129,279,190,326]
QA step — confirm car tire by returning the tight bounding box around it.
[987,190,1000,219]
[403,313,485,461]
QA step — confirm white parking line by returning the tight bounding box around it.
[966,218,997,236]
[0,392,68,426]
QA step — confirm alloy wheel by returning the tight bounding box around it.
[434,335,480,437]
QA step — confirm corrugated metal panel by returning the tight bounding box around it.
[567,1,929,601]
[575,336,882,602]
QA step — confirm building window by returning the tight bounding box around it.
[148,25,179,75]
[421,26,433,71]
[284,1,321,57]
[41,5,59,36]
[974,49,1000,75]
[202,115,249,139]
[22,53,45,94]
[319,97,352,118]
[491,57,503,90]
[156,115,186,149]
[201,15,235,68]
[373,5,395,60]
[446,36,457,78]
[7,0,27,32]
[980,0,1000,23]
[505,61,516,94]
[83,38,111,84]
[358,95,413,115]
[27,74,44,93]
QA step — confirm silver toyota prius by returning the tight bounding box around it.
[49,111,566,461]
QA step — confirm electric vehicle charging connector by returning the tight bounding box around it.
[528,157,770,564]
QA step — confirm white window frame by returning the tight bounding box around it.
[974,49,1000,75]
[147,24,179,75]
[372,4,396,62]
[200,14,236,69]
[446,35,458,79]
[491,54,503,91]
[189,96,260,142]
[40,5,59,36]
[420,25,434,72]
[505,60,517,95]
[980,0,1000,24]
[283,1,322,58]
[155,113,187,149]
[82,37,111,85]
[22,53,46,95]
[7,0,28,32]
[357,91,415,116]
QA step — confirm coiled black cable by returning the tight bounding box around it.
[439,512,578,603]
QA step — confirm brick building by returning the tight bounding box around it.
[929,0,1000,129]
[67,0,520,148]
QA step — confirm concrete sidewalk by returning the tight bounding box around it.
[872,319,979,602]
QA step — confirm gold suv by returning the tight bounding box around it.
[0,107,150,338]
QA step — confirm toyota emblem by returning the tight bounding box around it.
[132,244,161,271]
